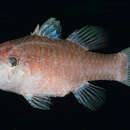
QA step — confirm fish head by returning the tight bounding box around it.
[0,40,28,91]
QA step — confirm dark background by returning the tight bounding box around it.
[0,0,130,130]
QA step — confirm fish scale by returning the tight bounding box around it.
[81,52,121,81]
[5,37,127,88]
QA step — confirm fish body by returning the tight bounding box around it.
[0,18,129,110]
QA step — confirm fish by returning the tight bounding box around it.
[0,17,129,111]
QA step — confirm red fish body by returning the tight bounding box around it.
[0,18,129,110]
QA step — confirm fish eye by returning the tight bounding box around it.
[9,57,17,66]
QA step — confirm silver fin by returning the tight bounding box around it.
[25,94,51,110]
[121,47,130,86]
[72,82,106,111]
[67,26,107,50]
[32,17,61,39]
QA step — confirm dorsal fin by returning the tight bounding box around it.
[31,18,61,39]
[66,26,107,51]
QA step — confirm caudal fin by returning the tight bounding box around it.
[121,47,130,86]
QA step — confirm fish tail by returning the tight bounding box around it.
[121,47,130,86]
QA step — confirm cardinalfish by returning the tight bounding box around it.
[0,18,129,111]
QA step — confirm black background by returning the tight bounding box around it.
[0,0,130,130]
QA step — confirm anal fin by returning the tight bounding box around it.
[72,82,106,111]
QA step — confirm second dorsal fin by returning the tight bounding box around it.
[32,17,61,39]
[66,26,107,51]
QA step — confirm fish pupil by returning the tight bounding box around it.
[9,57,17,66]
